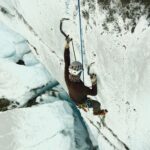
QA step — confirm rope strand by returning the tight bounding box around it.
[77,0,84,82]
[71,40,77,61]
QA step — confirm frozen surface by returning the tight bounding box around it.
[0,23,51,105]
[0,0,150,150]
[0,23,93,150]
[0,102,75,150]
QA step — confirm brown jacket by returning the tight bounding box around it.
[64,47,97,104]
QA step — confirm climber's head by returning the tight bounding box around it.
[69,61,83,76]
[69,61,83,82]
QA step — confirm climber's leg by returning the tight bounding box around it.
[86,98,108,116]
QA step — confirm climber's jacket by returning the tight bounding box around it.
[64,47,97,105]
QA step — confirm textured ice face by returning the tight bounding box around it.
[0,0,150,149]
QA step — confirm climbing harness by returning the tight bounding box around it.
[60,18,76,61]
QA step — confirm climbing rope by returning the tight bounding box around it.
[71,40,77,61]
[77,0,84,82]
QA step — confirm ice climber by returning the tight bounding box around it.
[64,36,108,115]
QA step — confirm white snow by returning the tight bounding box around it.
[0,23,51,105]
[0,102,75,150]
[0,0,150,150]
[0,23,93,150]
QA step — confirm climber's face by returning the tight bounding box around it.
[69,61,83,76]
[69,68,82,76]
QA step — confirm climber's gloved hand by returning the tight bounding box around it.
[65,35,72,49]
[90,73,97,85]
[66,35,72,44]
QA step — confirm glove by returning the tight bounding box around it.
[66,35,72,44]
[90,73,97,85]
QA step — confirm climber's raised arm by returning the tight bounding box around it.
[64,36,72,82]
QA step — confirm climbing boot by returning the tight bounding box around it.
[78,103,88,112]
[93,109,108,116]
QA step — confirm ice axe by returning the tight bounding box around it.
[60,18,76,60]
[60,18,70,38]
[87,62,95,75]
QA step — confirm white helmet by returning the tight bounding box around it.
[69,61,83,76]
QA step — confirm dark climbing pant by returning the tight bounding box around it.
[86,98,101,113]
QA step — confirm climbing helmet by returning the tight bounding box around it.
[69,61,83,76]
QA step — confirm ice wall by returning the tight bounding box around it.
[0,0,150,149]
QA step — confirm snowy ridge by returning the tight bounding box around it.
[0,0,150,150]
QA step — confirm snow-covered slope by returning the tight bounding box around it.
[0,101,89,150]
[0,24,94,150]
[0,0,150,149]
[0,23,51,105]
[0,102,74,150]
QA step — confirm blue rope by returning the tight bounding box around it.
[77,0,84,82]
